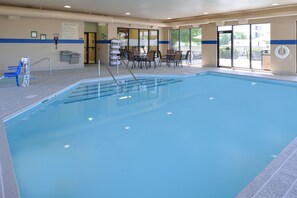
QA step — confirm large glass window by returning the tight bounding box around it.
[117,28,159,56]
[139,30,149,54]
[129,29,139,54]
[149,30,158,53]
[118,28,128,51]
[169,29,179,51]
[180,29,190,53]
[191,28,202,64]
[251,24,270,70]
[233,25,250,68]
[169,28,202,65]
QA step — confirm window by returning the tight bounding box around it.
[129,29,139,53]
[169,29,179,51]
[117,28,159,57]
[180,29,190,53]
[191,28,202,64]
[149,30,158,53]
[217,23,270,70]
[169,28,202,64]
[251,24,270,69]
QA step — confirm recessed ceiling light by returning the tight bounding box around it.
[64,5,71,8]
[272,3,279,6]
[125,13,131,15]
[167,17,172,20]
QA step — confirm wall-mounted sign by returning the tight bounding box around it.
[62,23,78,39]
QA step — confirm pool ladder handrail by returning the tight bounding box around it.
[31,57,52,76]
[120,57,141,86]
[105,65,122,87]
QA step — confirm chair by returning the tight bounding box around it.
[166,50,175,67]
[182,50,191,65]
[3,61,23,86]
[173,51,183,67]
[167,49,174,55]
[145,51,157,69]
[127,51,137,68]
[132,48,141,68]
[157,50,167,66]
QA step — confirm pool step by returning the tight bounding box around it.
[63,78,182,104]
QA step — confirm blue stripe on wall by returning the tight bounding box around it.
[202,40,217,45]
[271,40,297,45]
[159,41,169,44]
[0,38,84,44]
[59,40,84,44]
[97,40,111,44]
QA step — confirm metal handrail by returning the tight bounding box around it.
[31,57,52,76]
[120,58,141,85]
[105,65,121,87]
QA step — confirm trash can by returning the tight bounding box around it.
[70,53,80,64]
[261,50,270,70]
[60,51,72,62]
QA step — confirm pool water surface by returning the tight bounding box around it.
[5,73,297,198]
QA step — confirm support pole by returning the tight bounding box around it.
[98,59,101,77]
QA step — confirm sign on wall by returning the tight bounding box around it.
[62,23,78,39]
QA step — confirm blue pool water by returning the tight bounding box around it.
[5,72,297,198]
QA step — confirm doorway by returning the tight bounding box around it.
[84,32,96,64]
[218,30,232,67]
[217,24,271,70]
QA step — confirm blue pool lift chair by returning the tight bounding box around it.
[2,61,23,86]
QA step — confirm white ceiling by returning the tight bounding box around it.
[0,0,297,20]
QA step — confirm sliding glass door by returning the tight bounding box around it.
[218,30,232,67]
[217,24,270,70]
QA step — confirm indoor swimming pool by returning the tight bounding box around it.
[4,72,297,198]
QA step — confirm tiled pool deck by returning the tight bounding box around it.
[1,64,297,198]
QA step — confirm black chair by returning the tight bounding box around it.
[158,50,167,66]
[182,50,191,65]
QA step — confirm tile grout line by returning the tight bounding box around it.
[282,177,297,198]
[251,148,297,198]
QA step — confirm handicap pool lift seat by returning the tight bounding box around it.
[0,61,23,86]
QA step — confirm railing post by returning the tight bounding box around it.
[98,59,100,77]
